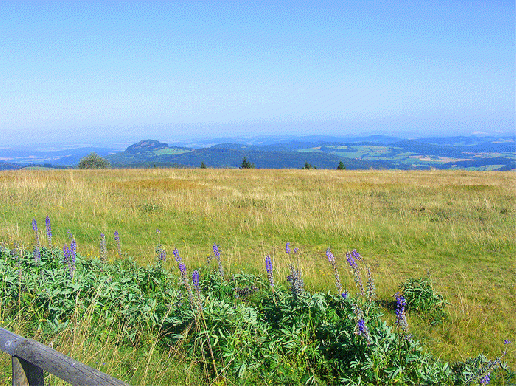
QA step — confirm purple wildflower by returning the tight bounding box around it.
[178,262,186,275]
[326,247,343,294]
[294,247,299,254]
[286,242,291,254]
[347,251,364,296]
[45,216,52,247]
[69,239,77,278]
[114,231,121,257]
[479,373,490,385]
[173,248,180,262]
[353,307,371,344]
[326,248,335,263]
[159,249,166,262]
[357,319,366,335]
[213,244,224,278]
[342,291,348,299]
[265,255,274,288]
[346,253,357,269]
[70,239,76,264]
[352,249,361,260]
[32,219,38,232]
[192,270,200,289]
[287,264,304,298]
[63,243,70,264]
[504,340,511,345]
[395,292,409,333]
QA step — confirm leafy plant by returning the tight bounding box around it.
[399,276,448,325]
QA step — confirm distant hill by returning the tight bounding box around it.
[105,134,515,170]
[1,134,513,170]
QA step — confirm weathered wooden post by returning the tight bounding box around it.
[0,327,129,386]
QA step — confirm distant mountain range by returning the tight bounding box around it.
[1,134,514,171]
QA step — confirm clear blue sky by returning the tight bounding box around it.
[0,1,514,146]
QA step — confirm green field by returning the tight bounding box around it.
[0,169,514,384]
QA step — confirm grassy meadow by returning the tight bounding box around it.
[0,168,515,383]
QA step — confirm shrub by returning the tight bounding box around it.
[399,276,448,324]
[77,152,110,169]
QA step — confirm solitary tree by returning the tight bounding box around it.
[240,157,255,169]
[200,162,207,169]
[77,153,110,169]
[337,161,346,170]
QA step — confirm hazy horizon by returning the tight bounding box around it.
[1,1,514,147]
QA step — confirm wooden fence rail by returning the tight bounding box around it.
[0,327,129,386]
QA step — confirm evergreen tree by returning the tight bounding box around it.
[200,162,207,169]
[337,161,346,170]
[240,157,255,169]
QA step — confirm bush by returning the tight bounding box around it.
[399,276,448,324]
[77,152,110,169]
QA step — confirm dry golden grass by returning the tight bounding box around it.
[0,168,515,368]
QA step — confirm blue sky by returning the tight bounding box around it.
[0,1,514,146]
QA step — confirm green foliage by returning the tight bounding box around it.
[400,276,448,324]
[0,244,512,385]
[337,161,346,170]
[77,152,110,169]
[200,162,207,169]
[303,161,316,169]
[240,157,255,169]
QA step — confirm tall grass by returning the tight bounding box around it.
[0,168,514,372]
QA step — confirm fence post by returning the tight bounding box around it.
[0,327,129,386]
[12,356,44,386]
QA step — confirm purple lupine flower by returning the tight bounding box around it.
[326,248,335,263]
[353,307,370,344]
[395,292,409,333]
[157,247,166,262]
[265,255,274,288]
[287,264,304,298]
[351,249,361,260]
[342,291,348,299]
[357,319,366,335]
[192,270,200,289]
[70,239,76,263]
[326,247,343,294]
[178,262,186,275]
[114,231,121,257]
[347,251,364,296]
[294,247,299,254]
[63,243,70,264]
[45,216,52,247]
[69,239,77,278]
[286,242,291,254]
[173,248,180,262]
[346,253,357,269]
[213,244,224,278]
[479,373,490,384]
[504,340,511,345]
